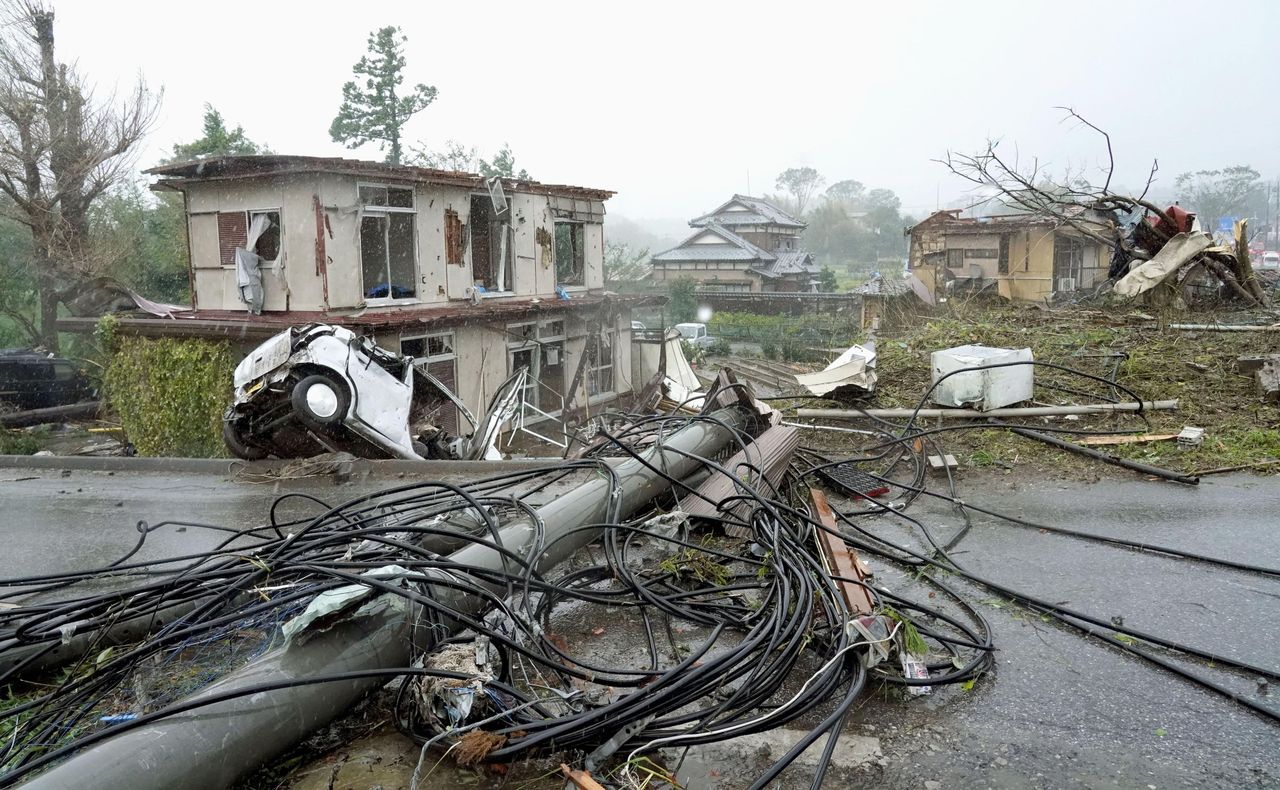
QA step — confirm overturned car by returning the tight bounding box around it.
[223,324,523,461]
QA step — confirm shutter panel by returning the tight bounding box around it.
[217,212,248,266]
[427,359,459,435]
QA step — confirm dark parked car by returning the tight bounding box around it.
[0,349,94,411]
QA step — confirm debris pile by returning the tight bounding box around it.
[1109,208,1267,307]
[1,365,1276,789]
[0,383,995,789]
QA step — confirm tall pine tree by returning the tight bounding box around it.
[330,27,436,165]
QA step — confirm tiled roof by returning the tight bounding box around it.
[690,195,806,229]
[852,273,912,296]
[651,224,775,263]
[753,252,818,278]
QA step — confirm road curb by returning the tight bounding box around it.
[0,455,566,477]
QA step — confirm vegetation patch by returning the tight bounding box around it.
[0,429,41,455]
[103,332,234,457]
[803,299,1280,477]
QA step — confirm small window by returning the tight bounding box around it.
[555,222,585,286]
[359,184,414,209]
[402,332,454,362]
[946,248,965,268]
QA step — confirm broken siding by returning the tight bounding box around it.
[436,186,476,301]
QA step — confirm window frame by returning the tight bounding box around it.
[554,221,586,287]
[588,328,615,399]
[218,207,283,269]
[358,182,419,304]
[401,331,456,365]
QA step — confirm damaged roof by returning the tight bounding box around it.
[851,273,912,296]
[753,251,819,278]
[690,195,806,229]
[146,155,614,201]
[57,293,662,341]
[908,206,1111,237]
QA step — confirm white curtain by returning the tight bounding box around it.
[235,213,273,314]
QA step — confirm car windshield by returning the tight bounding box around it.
[676,325,701,339]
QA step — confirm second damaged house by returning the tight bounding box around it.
[907,208,1110,302]
[61,156,655,445]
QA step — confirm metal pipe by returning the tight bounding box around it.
[795,400,1178,421]
[1167,323,1280,332]
[1008,426,1199,485]
[19,408,749,790]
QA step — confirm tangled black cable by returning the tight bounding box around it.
[0,410,993,790]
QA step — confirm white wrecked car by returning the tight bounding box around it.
[223,324,523,461]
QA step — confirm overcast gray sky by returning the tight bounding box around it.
[52,0,1280,225]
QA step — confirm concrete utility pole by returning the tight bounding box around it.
[19,409,752,790]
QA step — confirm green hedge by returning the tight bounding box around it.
[104,335,234,457]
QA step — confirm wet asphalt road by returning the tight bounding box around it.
[0,466,1276,789]
[848,471,1280,790]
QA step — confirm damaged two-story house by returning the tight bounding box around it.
[62,155,655,435]
[649,195,820,293]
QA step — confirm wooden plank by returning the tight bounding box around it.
[810,488,875,616]
[1077,433,1178,447]
[560,764,607,790]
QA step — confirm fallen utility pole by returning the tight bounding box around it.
[1008,426,1199,485]
[796,400,1178,421]
[19,409,752,790]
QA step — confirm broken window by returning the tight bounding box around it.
[218,210,281,265]
[403,331,458,434]
[998,235,1010,275]
[249,210,281,261]
[401,332,454,362]
[1053,235,1085,286]
[507,320,566,412]
[588,330,614,396]
[360,184,417,300]
[470,194,513,292]
[555,222,585,286]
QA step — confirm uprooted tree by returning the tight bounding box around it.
[940,108,1266,308]
[0,0,159,349]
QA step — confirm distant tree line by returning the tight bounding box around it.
[769,167,917,282]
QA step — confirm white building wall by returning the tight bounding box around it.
[181,173,612,316]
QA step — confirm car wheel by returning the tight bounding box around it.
[292,374,350,428]
[223,419,268,461]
